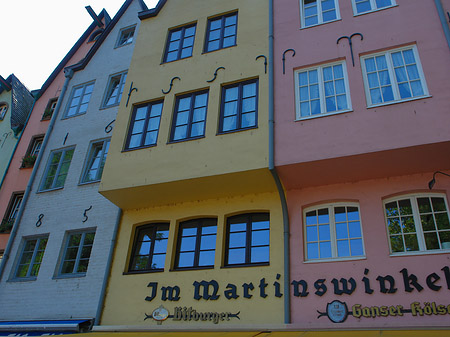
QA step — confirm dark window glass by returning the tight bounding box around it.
[129,223,169,272]
[220,79,258,133]
[15,237,48,278]
[60,231,95,275]
[125,101,164,150]
[175,218,217,269]
[170,90,208,142]
[205,12,238,52]
[164,24,197,62]
[225,213,269,266]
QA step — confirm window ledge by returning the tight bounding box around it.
[202,44,237,55]
[61,113,86,120]
[167,135,205,144]
[389,248,450,258]
[353,4,398,17]
[122,144,157,153]
[7,277,37,283]
[217,125,258,136]
[304,256,366,264]
[78,180,100,186]
[53,273,86,280]
[170,266,214,272]
[221,262,270,269]
[367,95,432,109]
[296,109,353,122]
[37,186,64,194]
[300,18,341,30]
[123,269,164,275]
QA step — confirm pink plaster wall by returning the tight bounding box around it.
[0,31,93,251]
[288,171,450,329]
[274,0,450,168]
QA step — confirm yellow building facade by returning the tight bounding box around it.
[99,0,285,328]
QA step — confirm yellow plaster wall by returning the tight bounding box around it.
[100,192,285,326]
[99,0,270,206]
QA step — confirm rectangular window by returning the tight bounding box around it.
[205,12,238,52]
[225,213,270,266]
[164,24,196,62]
[0,104,7,120]
[170,90,208,142]
[81,139,110,183]
[40,147,75,191]
[65,82,95,118]
[384,194,450,254]
[116,26,135,47]
[60,230,96,275]
[103,72,127,108]
[42,98,58,120]
[14,236,48,279]
[125,101,164,150]
[352,0,395,15]
[175,218,217,269]
[305,203,364,261]
[22,135,44,168]
[361,46,428,107]
[219,79,258,133]
[295,61,351,119]
[1,192,24,233]
[300,0,339,28]
[129,223,169,272]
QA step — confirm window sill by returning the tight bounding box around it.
[100,103,120,110]
[170,266,214,272]
[161,56,193,65]
[8,277,37,283]
[202,44,237,55]
[221,262,269,269]
[217,125,258,135]
[366,95,431,109]
[53,273,86,280]
[122,144,157,152]
[37,186,64,194]
[389,248,450,258]
[114,42,133,50]
[303,256,366,264]
[167,135,205,144]
[296,109,352,121]
[353,4,398,17]
[78,180,100,186]
[123,269,164,275]
[300,18,341,30]
[61,112,86,120]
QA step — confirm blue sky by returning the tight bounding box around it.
[1,0,158,90]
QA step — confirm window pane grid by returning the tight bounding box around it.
[82,139,110,183]
[385,195,450,254]
[175,219,217,269]
[225,213,270,266]
[16,237,48,278]
[126,101,163,150]
[363,46,426,106]
[354,0,393,14]
[302,0,337,27]
[220,80,258,133]
[297,62,349,119]
[206,13,237,52]
[130,224,169,272]
[41,148,74,191]
[164,24,196,62]
[61,231,95,275]
[66,83,94,117]
[104,73,127,107]
[305,205,364,261]
[171,91,208,142]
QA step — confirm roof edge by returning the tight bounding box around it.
[138,0,167,20]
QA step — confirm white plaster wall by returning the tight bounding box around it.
[0,0,143,320]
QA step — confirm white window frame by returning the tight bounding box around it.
[58,229,96,277]
[80,138,110,184]
[383,193,450,256]
[361,45,429,108]
[299,0,341,29]
[39,147,75,192]
[13,236,48,280]
[102,72,127,108]
[116,25,136,48]
[351,0,397,16]
[295,60,352,120]
[303,202,365,262]
[64,82,95,118]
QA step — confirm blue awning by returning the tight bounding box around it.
[0,319,93,335]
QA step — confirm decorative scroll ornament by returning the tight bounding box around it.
[337,33,363,67]
[207,67,225,83]
[82,206,92,223]
[282,49,296,74]
[162,77,181,94]
[126,82,138,107]
[256,55,268,74]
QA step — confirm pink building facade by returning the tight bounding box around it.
[0,15,103,256]
[274,0,450,331]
